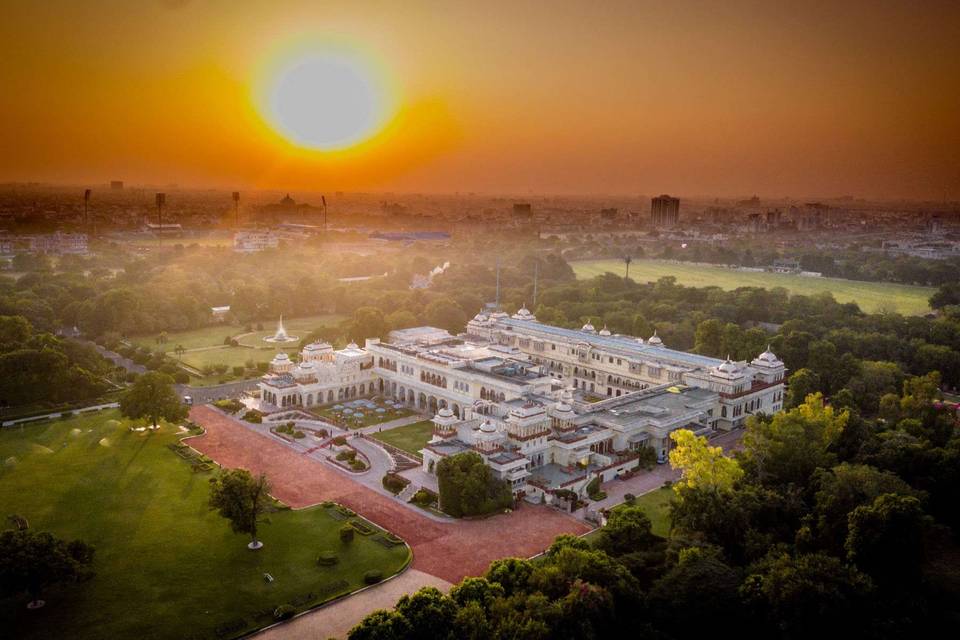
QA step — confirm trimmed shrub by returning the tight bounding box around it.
[336,450,357,462]
[382,473,410,494]
[242,410,263,424]
[173,371,190,384]
[624,493,636,504]
[349,459,367,471]
[317,551,339,566]
[273,604,295,621]
[232,366,245,377]
[363,570,383,584]
[332,435,347,446]
[339,525,354,543]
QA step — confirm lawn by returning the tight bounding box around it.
[572,259,935,316]
[129,314,345,352]
[179,345,289,371]
[370,420,435,458]
[0,411,410,640]
[584,486,673,541]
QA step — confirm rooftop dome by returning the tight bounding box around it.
[346,342,359,350]
[598,325,611,336]
[647,330,663,346]
[754,345,780,364]
[717,358,740,374]
[272,352,290,362]
[581,322,596,333]
[511,304,535,321]
[479,420,497,434]
[437,406,453,419]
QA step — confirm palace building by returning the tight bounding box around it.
[258,309,785,500]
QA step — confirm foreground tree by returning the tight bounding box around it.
[436,452,513,518]
[668,429,743,494]
[209,469,272,550]
[0,529,94,609]
[119,371,187,429]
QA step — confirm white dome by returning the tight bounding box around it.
[437,406,453,419]
[647,331,663,346]
[718,358,739,374]
[756,346,779,362]
[598,325,611,336]
[273,352,290,361]
[581,322,596,332]
[479,420,497,434]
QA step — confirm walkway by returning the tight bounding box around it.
[355,413,425,435]
[188,405,590,584]
[0,402,120,428]
[251,569,452,640]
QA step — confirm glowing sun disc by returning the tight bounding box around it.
[257,49,391,151]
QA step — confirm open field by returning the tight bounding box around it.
[0,411,409,640]
[370,420,435,457]
[179,345,288,371]
[572,259,935,315]
[129,314,344,352]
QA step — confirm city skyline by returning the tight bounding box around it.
[2,1,958,200]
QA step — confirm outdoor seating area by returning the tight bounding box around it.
[311,396,415,429]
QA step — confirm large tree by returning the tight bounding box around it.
[436,452,512,518]
[209,469,272,549]
[0,529,95,609]
[668,428,743,494]
[119,371,187,429]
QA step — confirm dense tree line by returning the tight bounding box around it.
[349,389,960,639]
[0,315,112,409]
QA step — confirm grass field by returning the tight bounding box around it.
[0,411,409,640]
[370,420,435,458]
[129,314,344,352]
[572,259,935,316]
[584,486,673,542]
[178,345,287,371]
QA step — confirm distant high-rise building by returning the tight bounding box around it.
[512,203,532,219]
[110,180,123,190]
[651,195,680,228]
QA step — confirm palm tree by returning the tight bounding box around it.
[623,256,633,281]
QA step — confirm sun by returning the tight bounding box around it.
[255,45,393,151]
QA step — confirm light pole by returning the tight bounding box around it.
[232,191,240,228]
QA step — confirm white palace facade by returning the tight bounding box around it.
[258,309,785,500]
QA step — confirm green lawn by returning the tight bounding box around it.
[179,345,289,371]
[370,420,435,458]
[628,487,673,537]
[572,259,935,316]
[129,314,344,352]
[0,411,410,640]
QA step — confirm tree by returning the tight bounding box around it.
[424,298,467,334]
[740,393,847,488]
[647,549,743,637]
[119,371,187,429]
[845,493,929,585]
[741,552,873,637]
[349,306,387,342]
[693,319,724,356]
[436,452,513,517]
[394,587,458,640]
[0,529,95,609]
[785,368,820,408]
[208,469,272,549]
[348,609,412,640]
[929,282,960,309]
[593,505,658,557]
[668,429,743,495]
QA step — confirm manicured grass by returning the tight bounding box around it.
[129,314,344,352]
[370,420,435,458]
[572,259,935,315]
[628,487,673,537]
[0,411,410,640]
[179,345,289,371]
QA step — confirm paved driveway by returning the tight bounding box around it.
[188,406,590,584]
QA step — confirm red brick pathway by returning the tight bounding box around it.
[189,406,589,583]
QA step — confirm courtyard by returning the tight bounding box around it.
[0,411,410,640]
[311,397,416,429]
[369,419,435,458]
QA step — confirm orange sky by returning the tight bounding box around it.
[1,0,958,199]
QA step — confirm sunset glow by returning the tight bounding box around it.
[254,45,394,151]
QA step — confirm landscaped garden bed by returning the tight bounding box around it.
[311,396,415,429]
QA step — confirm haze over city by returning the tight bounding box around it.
[2,0,959,199]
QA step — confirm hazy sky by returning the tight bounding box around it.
[2,0,958,199]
